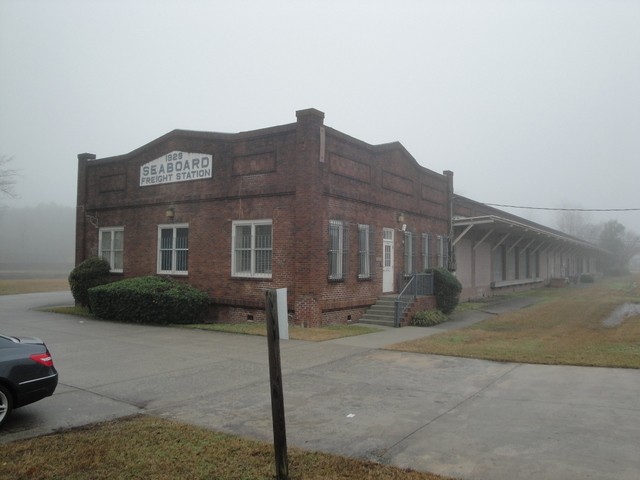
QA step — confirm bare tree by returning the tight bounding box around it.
[555,206,592,240]
[599,220,640,273]
[0,155,19,199]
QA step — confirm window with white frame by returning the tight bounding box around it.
[422,233,432,271]
[99,227,124,272]
[158,224,189,275]
[437,235,449,268]
[404,231,416,275]
[328,220,348,280]
[358,224,375,279]
[232,220,272,278]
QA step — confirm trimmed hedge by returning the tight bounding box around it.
[88,276,209,325]
[411,309,448,327]
[68,257,111,309]
[429,267,462,315]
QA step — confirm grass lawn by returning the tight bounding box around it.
[0,415,455,480]
[389,274,640,368]
[0,278,69,295]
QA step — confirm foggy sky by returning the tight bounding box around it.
[1,0,639,237]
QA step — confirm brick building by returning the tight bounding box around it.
[76,108,607,326]
[75,109,453,326]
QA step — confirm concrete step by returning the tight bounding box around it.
[358,294,421,328]
[359,296,398,327]
[360,313,394,322]
[358,316,395,327]
[375,297,396,305]
[363,307,395,316]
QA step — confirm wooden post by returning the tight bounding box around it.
[265,289,289,480]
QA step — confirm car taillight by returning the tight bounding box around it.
[30,352,54,367]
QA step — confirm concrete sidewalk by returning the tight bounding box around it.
[2,292,639,480]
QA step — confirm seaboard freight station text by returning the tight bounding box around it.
[139,151,212,186]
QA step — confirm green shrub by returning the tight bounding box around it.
[580,274,595,283]
[429,267,462,315]
[88,276,209,325]
[411,309,448,327]
[68,257,111,309]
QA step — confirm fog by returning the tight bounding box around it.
[0,204,75,276]
[1,0,639,266]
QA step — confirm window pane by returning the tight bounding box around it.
[329,223,339,251]
[255,225,272,274]
[405,232,414,274]
[368,226,375,278]
[113,251,123,270]
[175,228,188,272]
[358,225,370,278]
[234,225,251,274]
[100,231,111,262]
[255,225,272,249]
[236,250,251,273]
[176,228,188,249]
[328,250,337,278]
[438,235,449,269]
[329,221,343,279]
[161,250,173,271]
[256,250,272,274]
[101,231,112,249]
[235,225,251,248]
[161,229,173,249]
[176,250,188,272]
[422,234,431,270]
[341,224,348,279]
[113,231,123,250]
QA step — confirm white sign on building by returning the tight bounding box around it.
[139,151,212,187]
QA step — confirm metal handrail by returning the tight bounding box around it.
[394,272,434,327]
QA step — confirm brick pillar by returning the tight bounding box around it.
[76,153,96,266]
[294,295,322,327]
[443,170,455,270]
[292,109,326,327]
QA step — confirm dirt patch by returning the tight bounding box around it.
[602,303,640,328]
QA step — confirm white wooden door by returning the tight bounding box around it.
[382,228,394,293]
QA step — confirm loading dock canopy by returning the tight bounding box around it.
[452,215,609,256]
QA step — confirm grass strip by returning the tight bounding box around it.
[389,274,640,368]
[0,415,455,480]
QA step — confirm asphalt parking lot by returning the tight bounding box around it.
[1,291,639,480]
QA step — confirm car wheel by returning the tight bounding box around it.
[0,384,13,428]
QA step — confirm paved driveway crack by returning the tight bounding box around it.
[375,362,521,462]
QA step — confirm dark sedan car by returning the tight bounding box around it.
[0,334,58,428]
